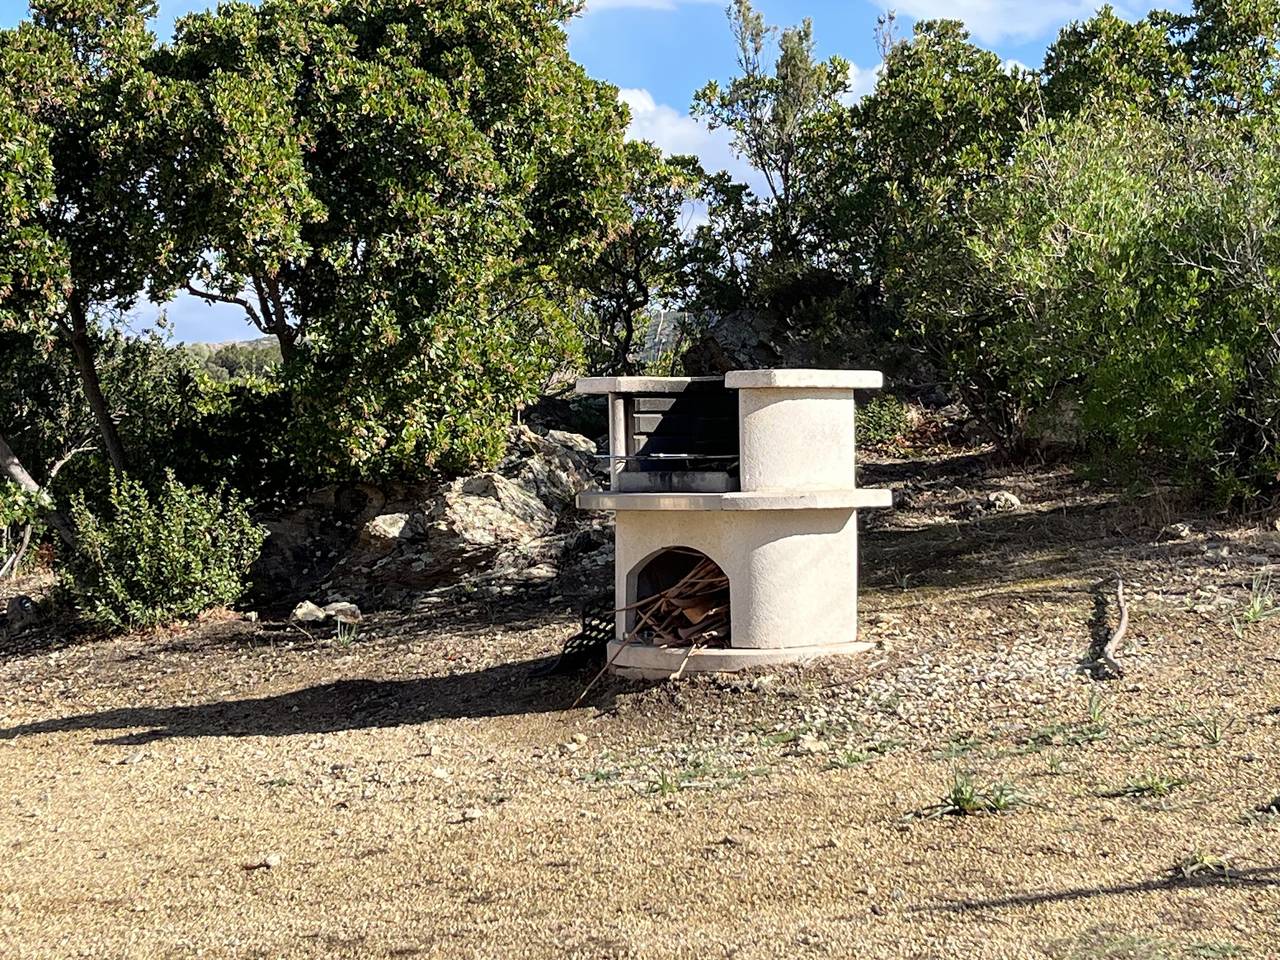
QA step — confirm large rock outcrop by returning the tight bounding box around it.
[251,425,612,608]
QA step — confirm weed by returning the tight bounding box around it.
[829,739,900,769]
[263,777,295,789]
[1188,713,1230,746]
[336,619,361,646]
[1087,689,1107,727]
[934,734,983,760]
[1103,772,1186,799]
[648,771,682,796]
[1177,849,1233,882]
[917,772,1027,818]
[1187,943,1245,958]
[1242,572,1278,623]
[1232,572,1278,637]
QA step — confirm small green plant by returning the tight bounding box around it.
[647,771,683,797]
[1187,942,1245,958]
[59,471,266,630]
[1232,572,1279,638]
[336,619,362,646]
[918,772,1026,818]
[1188,713,1230,746]
[857,394,914,448]
[829,739,900,769]
[1086,689,1108,727]
[934,734,983,760]
[1106,772,1187,799]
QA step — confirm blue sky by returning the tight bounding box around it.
[1,0,1187,343]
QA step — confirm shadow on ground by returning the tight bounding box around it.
[0,657,604,745]
[913,864,1280,914]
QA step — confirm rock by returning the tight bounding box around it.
[500,425,598,513]
[988,491,1021,512]
[364,513,411,540]
[291,600,328,623]
[547,430,597,456]
[322,601,363,624]
[1162,522,1195,541]
[433,473,557,547]
[460,807,486,822]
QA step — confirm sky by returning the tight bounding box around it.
[0,0,1189,343]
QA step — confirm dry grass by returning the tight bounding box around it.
[2,452,1279,959]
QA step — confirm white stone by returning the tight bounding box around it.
[364,513,410,539]
[291,600,327,623]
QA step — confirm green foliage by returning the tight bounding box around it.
[920,772,1027,817]
[575,141,701,376]
[854,19,1040,446]
[969,110,1280,491]
[159,0,631,477]
[857,395,913,448]
[684,0,873,361]
[60,471,266,630]
[185,339,282,382]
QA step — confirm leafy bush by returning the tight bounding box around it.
[60,472,266,630]
[857,394,914,448]
[968,110,1280,495]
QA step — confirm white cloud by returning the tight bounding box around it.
[842,61,883,105]
[619,88,757,184]
[884,1,1126,44]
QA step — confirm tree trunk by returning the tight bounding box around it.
[67,300,127,474]
[0,432,76,547]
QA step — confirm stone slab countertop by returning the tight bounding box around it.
[724,369,883,390]
[575,369,884,395]
[577,489,894,512]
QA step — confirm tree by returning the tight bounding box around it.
[575,141,700,376]
[157,0,631,476]
[682,0,878,368]
[970,109,1280,494]
[0,0,182,475]
[849,19,1040,446]
[693,0,850,260]
[1042,5,1191,118]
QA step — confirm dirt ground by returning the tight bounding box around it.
[2,452,1279,959]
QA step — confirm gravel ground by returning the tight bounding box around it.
[2,453,1279,959]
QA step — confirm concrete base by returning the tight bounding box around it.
[607,638,876,680]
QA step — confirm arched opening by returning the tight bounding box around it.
[625,547,730,647]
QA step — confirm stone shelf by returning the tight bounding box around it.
[577,489,893,512]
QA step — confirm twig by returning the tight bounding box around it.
[572,633,636,709]
[1100,575,1129,679]
[670,643,701,682]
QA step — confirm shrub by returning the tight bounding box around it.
[60,472,267,630]
[858,394,913,448]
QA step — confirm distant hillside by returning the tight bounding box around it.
[183,337,282,382]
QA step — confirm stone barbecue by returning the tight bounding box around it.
[575,369,892,678]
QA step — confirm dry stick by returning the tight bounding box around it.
[670,643,701,682]
[1101,575,1129,679]
[572,632,637,709]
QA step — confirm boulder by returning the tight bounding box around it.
[499,425,598,513]
[364,513,411,540]
[291,600,328,623]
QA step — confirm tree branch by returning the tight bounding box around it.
[184,281,264,330]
